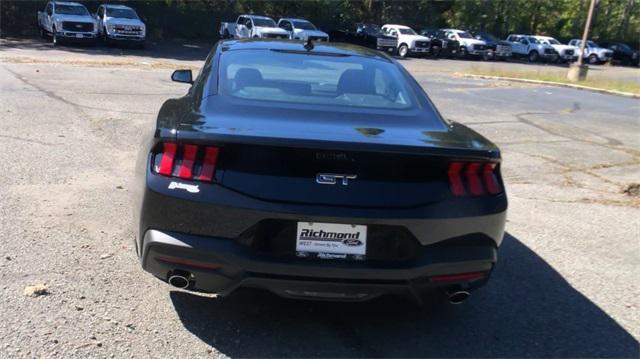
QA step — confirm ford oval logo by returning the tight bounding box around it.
[342,239,363,247]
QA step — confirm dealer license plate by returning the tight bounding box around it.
[296,222,367,259]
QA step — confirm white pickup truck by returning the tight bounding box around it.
[533,36,578,62]
[219,15,289,39]
[95,4,146,47]
[277,18,329,41]
[568,39,614,64]
[505,34,559,62]
[439,29,490,58]
[37,1,98,45]
[380,24,431,58]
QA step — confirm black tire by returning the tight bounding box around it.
[39,26,46,39]
[588,54,599,64]
[223,29,230,39]
[458,46,467,59]
[431,46,441,58]
[52,26,58,46]
[528,50,539,62]
[398,44,409,58]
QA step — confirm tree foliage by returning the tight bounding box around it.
[1,0,638,44]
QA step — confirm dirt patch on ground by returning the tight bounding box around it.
[622,183,640,197]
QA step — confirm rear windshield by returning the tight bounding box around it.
[56,4,89,16]
[218,49,415,110]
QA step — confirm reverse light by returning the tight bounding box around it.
[153,142,219,182]
[448,161,501,196]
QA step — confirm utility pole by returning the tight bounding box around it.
[568,0,597,81]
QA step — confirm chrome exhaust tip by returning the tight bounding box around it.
[167,271,191,289]
[447,290,471,305]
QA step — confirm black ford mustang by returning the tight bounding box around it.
[134,39,507,304]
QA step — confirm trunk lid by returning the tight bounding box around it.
[175,98,499,208]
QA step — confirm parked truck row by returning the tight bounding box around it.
[38,1,146,47]
[35,3,637,66]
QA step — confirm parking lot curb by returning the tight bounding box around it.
[457,73,640,99]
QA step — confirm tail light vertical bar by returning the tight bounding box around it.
[448,162,466,196]
[465,162,484,195]
[197,147,219,182]
[178,144,198,179]
[157,142,177,176]
[483,163,500,194]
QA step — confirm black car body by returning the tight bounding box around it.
[134,39,507,303]
[473,31,512,60]
[599,42,640,66]
[419,28,460,58]
[329,23,398,55]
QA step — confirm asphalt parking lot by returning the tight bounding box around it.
[0,38,639,358]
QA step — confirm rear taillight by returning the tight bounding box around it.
[448,161,501,196]
[153,142,219,182]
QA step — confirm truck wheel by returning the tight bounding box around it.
[458,46,467,59]
[588,54,599,64]
[223,29,230,39]
[398,44,409,58]
[39,27,46,39]
[528,50,539,62]
[52,27,58,46]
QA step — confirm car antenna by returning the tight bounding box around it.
[304,38,314,51]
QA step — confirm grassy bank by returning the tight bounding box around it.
[465,67,640,95]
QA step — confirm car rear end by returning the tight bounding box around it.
[135,41,507,303]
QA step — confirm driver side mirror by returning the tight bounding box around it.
[171,69,193,84]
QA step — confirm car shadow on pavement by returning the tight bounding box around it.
[169,233,638,357]
[0,37,210,62]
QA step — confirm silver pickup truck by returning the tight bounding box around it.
[219,15,289,39]
[94,4,146,47]
[38,1,98,45]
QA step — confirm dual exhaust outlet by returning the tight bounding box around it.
[167,269,472,304]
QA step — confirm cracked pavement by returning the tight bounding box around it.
[0,44,638,358]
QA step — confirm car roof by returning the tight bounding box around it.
[441,29,467,33]
[280,18,311,23]
[219,39,392,62]
[54,1,85,6]
[103,4,134,10]
[244,15,273,20]
[383,24,411,29]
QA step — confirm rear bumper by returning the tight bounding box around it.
[141,229,496,301]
